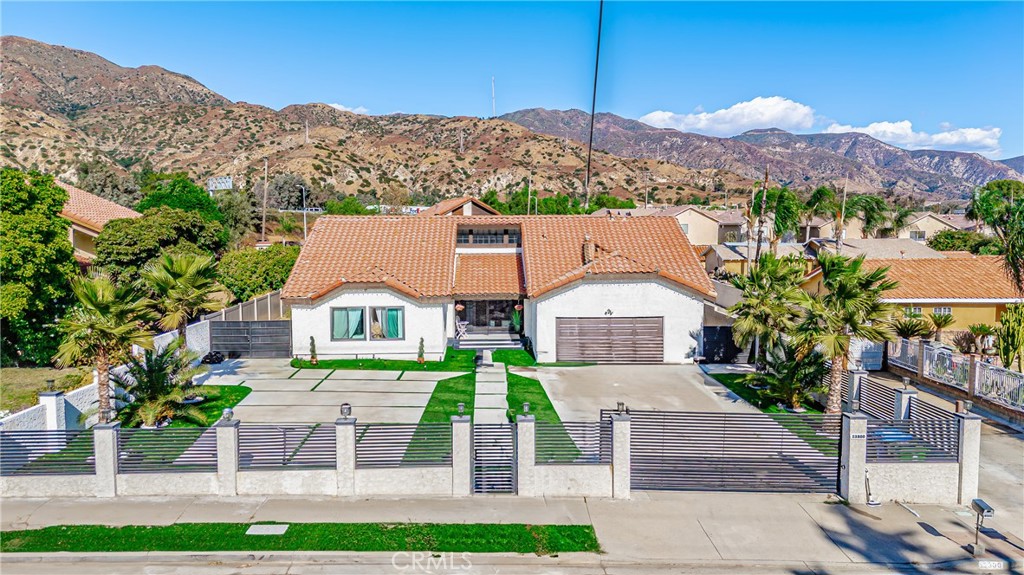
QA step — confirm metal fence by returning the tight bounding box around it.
[865,419,959,463]
[0,430,96,476]
[888,338,918,371]
[908,396,956,420]
[859,378,897,419]
[922,345,970,390]
[117,428,218,473]
[535,421,611,465]
[239,424,336,469]
[355,423,452,468]
[203,290,283,322]
[976,362,1024,410]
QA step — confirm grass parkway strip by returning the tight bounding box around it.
[291,347,476,372]
[0,523,601,555]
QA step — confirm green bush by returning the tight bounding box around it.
[137,176,223,223]
[217,244,299,303]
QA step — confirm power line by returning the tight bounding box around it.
[583,0,604,210]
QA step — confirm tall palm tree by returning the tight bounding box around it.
[846,195,890,239]
[54,276,155,423]
[802,186,838,243]
[928,313,955,344]
[793,253,898,414]
[728,253,806,367]
[141,253,224,348]
[752,187,802,255]
[880,206,916,238]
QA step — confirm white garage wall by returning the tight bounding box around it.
[289,288,448,360]
[529,279,704,364]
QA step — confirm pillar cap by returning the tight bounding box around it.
[611,413,632,422]
[450,415,471,424]
[842,412,869,420]
[214,418,240,428]
[335,417,357,425]
[94,421,121,430]
[516,414,536,423]
[37,391,65,398]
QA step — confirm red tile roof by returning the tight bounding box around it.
[56,181,140,231]
[416,196,500,216]
[282,215,714,301]
[863,256,1020,301]
[454,254,525,296]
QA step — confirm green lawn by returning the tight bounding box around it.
[506,373,561,423]
[491,349,594,368]
[0,367,89,412]
[114,385,252,428]
[418,373,475,423]
[291,347,476,372]
[0,523,601,555]
[707,373,822,414]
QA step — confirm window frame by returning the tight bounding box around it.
[330,307,367,341]
[368,306,406,341]
[933,306,952,316]
[910,230,926,241]
[904,306,923,316]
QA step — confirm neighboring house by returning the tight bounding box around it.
[281,215,715,364]
[798,215,865,242]
[895,212,961,242]
[804,255,1020,330]
[56,181,141,260]
[704,243,811,276]
[416,196,501,217]
[594,206,765,245]
[806,237,948,260]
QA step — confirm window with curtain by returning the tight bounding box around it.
[331,307,365,340]
[370,307,405,339]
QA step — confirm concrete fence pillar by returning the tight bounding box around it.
[451,416,472,497]
[956,412,982,504]
[894,388,917,419]
[847,370,868,410]
[215,418,240,496]
[839,412,868,504]
[336,417,356,496]
[611,414,631,500]
[515,415,536,497]
[917,339,931,378]
[38,391,66,431]
[93,422,120,498]
[966,354,980,397]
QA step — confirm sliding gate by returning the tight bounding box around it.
[471,423,516,494]
[603,410,841,493]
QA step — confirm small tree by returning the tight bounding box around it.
[928,313,955,344]
[112,340,211,428]
[417,337,425,364]
[309,336,318,366]
[141,253,224,348]
[894,316,931,340]
[743,344,827,411]
[969,323,997,355]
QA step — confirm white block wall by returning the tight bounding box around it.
[289,289,448,360]
[527,279,705,364]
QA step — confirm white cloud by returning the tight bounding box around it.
[825,120,1002,156]
[640,96,816,136]
[328,103,369,115]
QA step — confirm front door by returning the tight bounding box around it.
[458,300,518,335]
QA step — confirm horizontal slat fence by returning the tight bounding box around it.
[535,421,611,465]
[0,430,96,476]
[117,428,218,473]
[866,419,959,463]
[239,424,336,469]
[355,423,452,468]
[908,397,956,420]
[859,378,897,419]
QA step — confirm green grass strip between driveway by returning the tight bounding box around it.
[0,523,600,554]
[707,373,822,414]
[291,347,476,372]
[418,373,476,423]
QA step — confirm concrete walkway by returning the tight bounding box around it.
[474,363,508,423]
[1,493,1020,572]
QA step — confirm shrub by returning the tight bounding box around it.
[217,244,300,302]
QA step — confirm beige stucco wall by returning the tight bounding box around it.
[895,302,1006,331]
[675,211,722,245]
[897,216,955,241]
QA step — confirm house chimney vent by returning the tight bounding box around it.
[583,234,596,265]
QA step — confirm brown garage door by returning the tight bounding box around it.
[555,317,664,363]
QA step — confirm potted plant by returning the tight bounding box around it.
[309,336,318,366]
[511,304,523,334]
[417,337,425,364]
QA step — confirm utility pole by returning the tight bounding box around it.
[753,165,770,266]
[583,0,605,211]
[491,76,496,118]
[837,177,849,255]
[301,185,308,243]
[644,169,650,208]
[261,157,269,242]
[305,119,309,144]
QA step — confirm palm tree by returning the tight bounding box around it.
[752,187,802,255]
[112,339,211,427]
[928,313,955,344]
[880,206,916,238]
[846,195,891,239]
[141,253,223,348]
[743,344,828,411]
[728,253,806,367]
[802,186,838,243]
[894,316,932,339]
[968,323,997,355]
[793,253,898,414]
[54,276,156,424]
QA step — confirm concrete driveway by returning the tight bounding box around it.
[515,364,758,421]
[195,358,466,424]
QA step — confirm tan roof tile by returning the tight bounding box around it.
[56,180,140,231]
[454,254,524,296]
[416,196,500,216]
[864,256,1020,301]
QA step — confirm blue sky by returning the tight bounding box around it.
[4,1,1022,158]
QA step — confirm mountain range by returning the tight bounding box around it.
[2,35,1020,204]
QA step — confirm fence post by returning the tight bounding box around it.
[966,355,980,398]
[336,416,356,496]
[215,418,240,496]
[847,370,867,409]
[93,422,120,498]
[917,339,931,379]
[611,413,631,500]
[894,388,917,419]
[955,412,982,504]
[839,412,867,504]
[451,415,472,497]
[515,415,536,497]
[38,391,66,431]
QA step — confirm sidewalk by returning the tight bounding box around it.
[2,492,1020,571]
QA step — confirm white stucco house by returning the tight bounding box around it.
[281,205,716,364]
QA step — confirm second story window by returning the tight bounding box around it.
[473,229,504,244]
[457,230,471,244]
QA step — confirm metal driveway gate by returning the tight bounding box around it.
[209,320,291,358]
[603,410,841,493]
[471,423,516,494]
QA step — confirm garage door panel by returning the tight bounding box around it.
[556,317,663,363]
